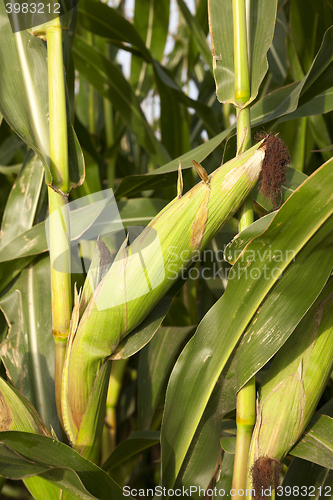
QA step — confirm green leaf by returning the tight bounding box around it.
[0,256,60,435]
[131,0,170,92]
[173,262,333,493]
[176,0,212,72]
[213,453,234,500]
[0,256,36,295]
[73,361,112,462]
[209,0,277,106]
[152,60,220,136]
[251,82,298,124]
[174,371,228,496]
[221,224,333,395]
[72,36,170,166]
[78,0,220,136]
[102,431,160,473]
[78,0,151,59]
[0,198,107,265]
[74,116,105,173]
[0,134,24,165]
[138,326,195,430]
[0,377,50,435]
[220,420,236,454]
[252,86,333,128]
[267,8,288,84]
[68,121,85,192]
[258,26,333,123]
[289,0,333,75]
[117,198,168,226]
[110,295,174,360]
[0,2,84,189]
[281,457,333,500]
[0,3,49,178]
[0,151,44,250]
[0,163,22,175]
[0,195,167,269]
[24,476,61,500]
[290,414,333,470]
[0,431,135,500]
[114,125,234,199]
[248,277,333,463]
[156,71,188,159]
[160,155,333,490]
[308,114,333,162]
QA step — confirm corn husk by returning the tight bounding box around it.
[62,141,268,458]
[247,279,333,496]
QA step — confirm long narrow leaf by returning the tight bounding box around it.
[173,215,333,492]
[0,152,44,250]
[0,431,135,500]
[72,36,170,166]
[209,0,277,106]
[161,155,333,490]
[0,256,60,435]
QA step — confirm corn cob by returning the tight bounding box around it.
[246,279,333,499]
[61,135,288,459]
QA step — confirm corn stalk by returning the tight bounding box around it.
[28,15,72,429]
[232,0,256,494]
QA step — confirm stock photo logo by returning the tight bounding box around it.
[3,0,78,33]
[45,189,166,312]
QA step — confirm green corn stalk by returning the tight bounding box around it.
[102,358,128,460]
[60,140,272,461]
[231,0,256,494]
[246,278,333,498]
[29,15,73,429]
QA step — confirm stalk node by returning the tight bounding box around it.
[49,183,69,198]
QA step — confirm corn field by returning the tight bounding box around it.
[0,0,333,498]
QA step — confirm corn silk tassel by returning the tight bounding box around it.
[61,134,290,460]
[246,279,333,499]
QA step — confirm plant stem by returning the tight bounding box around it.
[233,0,250,107]
[47,19,69,192]
[231,0,256,495]
[232,378,256,496]
[292,117,307,172]
[46,18,71,427]
[223,103,231,130]
[237,107,253,230]
[103,42,115,189]
[87,33,95,135]
[101,359,128,462]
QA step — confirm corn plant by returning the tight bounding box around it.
[0,0,333,499]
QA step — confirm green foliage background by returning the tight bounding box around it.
[1,0,333,498]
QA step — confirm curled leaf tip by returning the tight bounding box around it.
[177,160,183,198]
[192,160,209,185]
